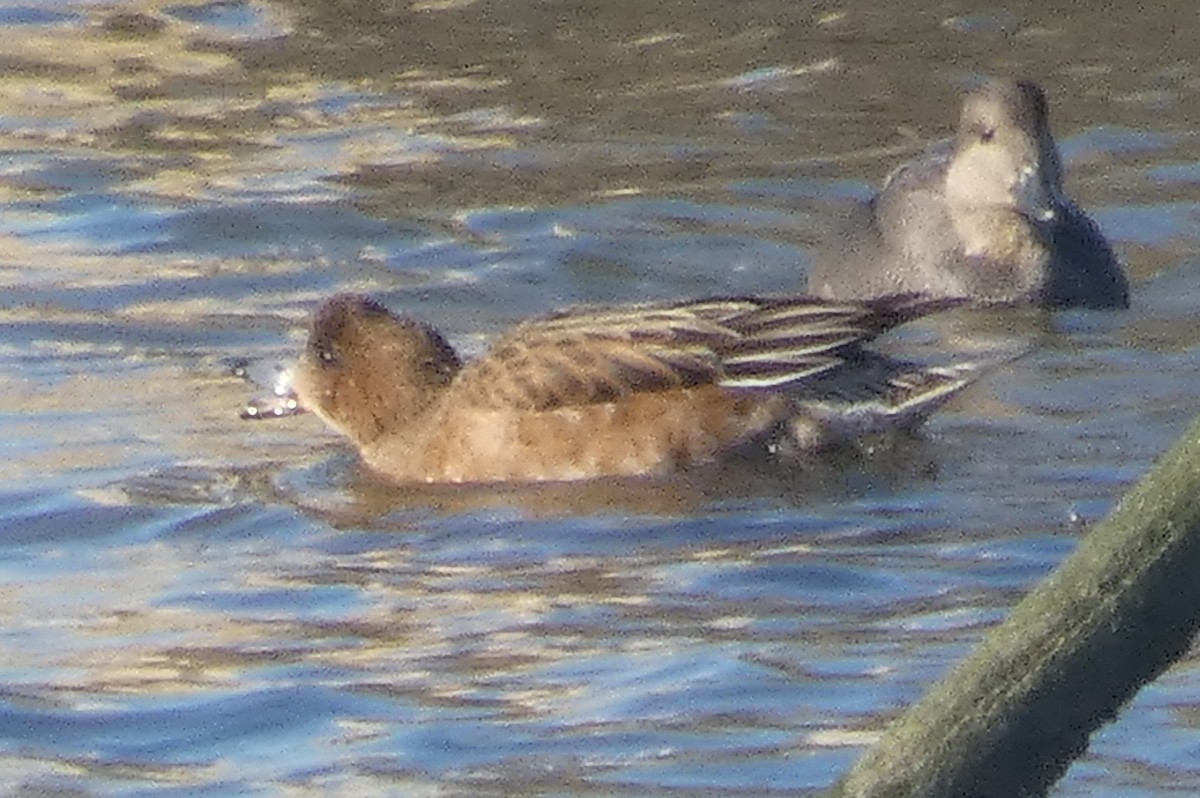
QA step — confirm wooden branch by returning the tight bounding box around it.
[830,414,1200,798]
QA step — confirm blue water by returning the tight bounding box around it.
[1,0,1200,795]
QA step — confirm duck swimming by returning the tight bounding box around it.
[809,78,1129,309]
[262,292,975,485]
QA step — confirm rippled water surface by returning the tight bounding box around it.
[2,0,1200,795]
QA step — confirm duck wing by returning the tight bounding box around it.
[446,294,957,412]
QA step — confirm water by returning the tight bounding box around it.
[1,0,1200,795]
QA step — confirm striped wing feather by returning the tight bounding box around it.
[448,294,954,412]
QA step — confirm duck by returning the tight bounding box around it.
[809,78,1129,309]
[253,292,975,485]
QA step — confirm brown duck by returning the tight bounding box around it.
[258,292,973,484]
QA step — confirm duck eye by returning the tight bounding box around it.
[310,340,339,368]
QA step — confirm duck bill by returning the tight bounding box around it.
[241,389,304,420]
[1014,163,1058,223]
[239,365,306,421]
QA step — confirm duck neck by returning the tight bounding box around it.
[951,208,1051,301]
